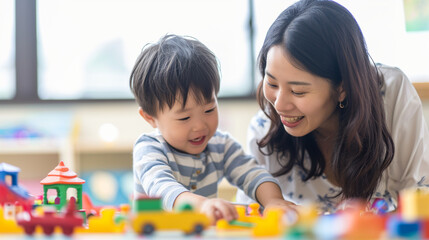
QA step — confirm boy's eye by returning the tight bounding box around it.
[205,107,216,113]
[178,117,190,121]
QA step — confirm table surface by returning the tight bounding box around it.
[0,228,276,240]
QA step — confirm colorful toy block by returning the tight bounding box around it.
[400,188,429,221]
[216,203,285,237]
[0,163,32,207]
[76,207,126,233]
[387,215,420,239]
[342,208,387,239]
[0,206,24,234]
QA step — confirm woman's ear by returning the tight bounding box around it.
[337,84,346,102]
[139,108,157,128]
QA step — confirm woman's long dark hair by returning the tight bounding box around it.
[257,0,394,201]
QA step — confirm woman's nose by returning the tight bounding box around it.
[274,90,294,112]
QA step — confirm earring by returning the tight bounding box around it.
[339,101,345,109]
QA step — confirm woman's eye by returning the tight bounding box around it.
[178,117,190,121]
[291,91,305,96]
[266,81,277,88]
[205,107,216,113]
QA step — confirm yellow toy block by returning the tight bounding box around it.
[76,207,126,233]
[0,207,24,234]
[400,188,429,221]
[252,208,284,237]
[216,203,285,237]
[296,203,319,227]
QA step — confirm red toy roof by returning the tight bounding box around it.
[40,161,85,185]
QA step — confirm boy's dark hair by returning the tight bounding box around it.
[130,34,220,116]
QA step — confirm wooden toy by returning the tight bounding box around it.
[421,219,429,239]
[131,196,210,235]
[400,188,429,221]
[284,204,319,239]
[216,203,284,237]
[340,205,387,239]
[0,163,32,206]
[16,197,84,236]
[387,215,420,239]
[0,206,24,234]
[252,207,284,237]
[76,207,126,233]
[40,161,85,211]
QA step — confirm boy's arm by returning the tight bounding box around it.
[134,135,189,210]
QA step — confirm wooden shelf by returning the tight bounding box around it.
[0,138,62,154]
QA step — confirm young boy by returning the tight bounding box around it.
[129,34,292,222]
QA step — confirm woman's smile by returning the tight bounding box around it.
[281,116,305,128]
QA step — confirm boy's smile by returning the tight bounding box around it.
[190,136,206,145]
[141,91,219,155]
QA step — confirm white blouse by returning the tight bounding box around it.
[236,64,429,213]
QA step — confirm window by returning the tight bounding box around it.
[0,0,15,100]
[338,0,429,83]
[253,0,429,95]
[6,0,429,103]
[36,0,252,100]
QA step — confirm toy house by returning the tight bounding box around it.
[0,162,31,206]
[40,161,85,211]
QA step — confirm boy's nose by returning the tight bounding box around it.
[192,119,207,132]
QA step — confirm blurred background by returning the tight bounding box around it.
[1,0,428,206]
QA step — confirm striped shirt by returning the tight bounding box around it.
[133,130,279,210]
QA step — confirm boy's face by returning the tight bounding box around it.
[142,91,219,155]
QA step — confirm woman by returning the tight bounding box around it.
[237,0,429,213]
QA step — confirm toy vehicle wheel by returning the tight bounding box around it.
[142,223,155,235]
[24,225,36,235]
[43,225,55,235]
[193,223,204,235]
[62,226,74,236]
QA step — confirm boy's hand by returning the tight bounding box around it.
[200,198,238,224]
[174,192,238,224]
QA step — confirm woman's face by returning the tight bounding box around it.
[263,45,344,138]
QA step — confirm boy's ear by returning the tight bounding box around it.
[139,108,157,128]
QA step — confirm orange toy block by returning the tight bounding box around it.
[343,211,387,240]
